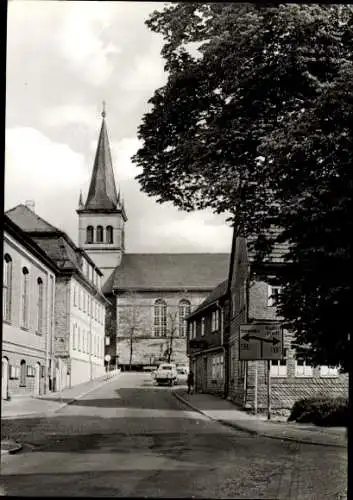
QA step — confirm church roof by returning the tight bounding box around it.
[83,113,120,211]
[111,253,229,292]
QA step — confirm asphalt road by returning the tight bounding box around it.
[1,372,347,498]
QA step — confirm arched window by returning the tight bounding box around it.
[3,254,12,322]
[96,226,103,243]
[20,360,26,387]
[86,226,94,244]
[154,299,167,337]
[106,226,113,244]
[37,278,44,334]
[21,267,29,328]
[178,299,191,337]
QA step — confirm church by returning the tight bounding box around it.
[77,108,230,370]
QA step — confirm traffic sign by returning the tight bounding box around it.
[104,354,111,362]
[239,324,283,360]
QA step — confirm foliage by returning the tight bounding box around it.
[288,397,348,427]
[133,3,353,369]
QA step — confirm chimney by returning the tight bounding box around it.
[25,200,35,211]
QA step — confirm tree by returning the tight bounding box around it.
[133,3,353,369]
[117,291,145,370]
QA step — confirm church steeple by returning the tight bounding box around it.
[76,103,127,283]
[83,103,120,211]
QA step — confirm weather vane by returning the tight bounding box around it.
[101,100,106,119]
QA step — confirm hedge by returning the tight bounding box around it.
[288,396,348,427]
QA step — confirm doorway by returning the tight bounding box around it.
[2,357,9,400]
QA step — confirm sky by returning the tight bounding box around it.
[5,0,233,253]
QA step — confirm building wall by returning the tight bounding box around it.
[3,232,56,398]
[227,237,349,411]
[116,290,208,367]
[54,275,106,389]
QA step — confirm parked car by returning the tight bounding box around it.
[175,367,188,385]
[154,363,177,386]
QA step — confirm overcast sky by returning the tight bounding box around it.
[5,1,233,253]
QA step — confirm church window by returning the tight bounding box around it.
[96,226,103,243]
[3,254,12,322]
[178,299,191,337]
[106,226,113,244]
[86,226,94,244]
[154,299,167,337]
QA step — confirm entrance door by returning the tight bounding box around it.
[2,358,9,400]
[34,363,41,396]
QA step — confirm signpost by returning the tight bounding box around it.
[239,323,283,420]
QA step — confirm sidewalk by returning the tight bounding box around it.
[173,389,347,449]
[1,369,121,420]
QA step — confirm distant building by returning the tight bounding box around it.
[6,204,109,390]
[187,230,349,411]
[76,109,230,370]
[3,215,57,399]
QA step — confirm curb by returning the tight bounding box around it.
[1,441,23,455]
[173,391,347,449]
[2,372,121,420]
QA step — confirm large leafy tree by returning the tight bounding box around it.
[133,3,352,370]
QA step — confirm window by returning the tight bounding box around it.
[20,360,26,386]
[36,278,44,334]
[21,267,29,328]
[83,292,86,312]
[271,349,287,377]
[73,323,77,350]
[154,299,167,336]
[96,226,103,243]
[295,359,313,377]
[78,327,81,351]
[268,285,282,307]
[106,226,113,244]
[201,317,205,336]
[105,336,110,346]
[320,365,339,377]
[178,299,191,337]
[86,226,94,244]
[73,286,77,307]
[231,293,236,317]
[211,310,219,332]
[3,254,12,321]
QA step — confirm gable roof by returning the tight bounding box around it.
[4,215,59,273]
[111,253,229,292]
[187,279,228,319]
[6,204,60,233]
[5,204,107,296]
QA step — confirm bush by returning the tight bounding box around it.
[288,397,348,427]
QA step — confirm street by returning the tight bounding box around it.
[1,373,347,498]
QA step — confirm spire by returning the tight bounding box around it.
[83,103,119,210]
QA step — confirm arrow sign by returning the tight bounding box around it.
[242,333,280,345]
[239,324,284,360]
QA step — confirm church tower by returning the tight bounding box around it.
[77,103,127,282]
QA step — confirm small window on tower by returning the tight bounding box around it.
[106,226,113,244]
[96,226,103,243]
[86,226,94,244]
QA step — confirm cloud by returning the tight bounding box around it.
[40,105,99,129]
[5,127,89,240]
[56,3,122,86]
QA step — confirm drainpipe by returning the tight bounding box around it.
[44,272,49,395]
